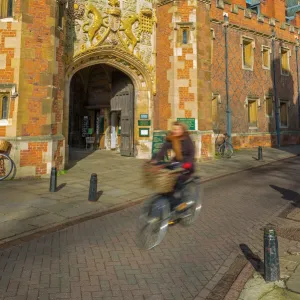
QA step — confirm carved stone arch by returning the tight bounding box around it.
[65,46,153,93]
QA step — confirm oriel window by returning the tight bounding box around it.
[0,0,13,19]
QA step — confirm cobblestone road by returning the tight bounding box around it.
[1,158,300,300]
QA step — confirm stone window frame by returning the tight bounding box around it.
[245,96,260,129]
[279,98,290,128]
[261,45,271,70]
[212,93,221,130]
[279,46,291,76]
[0,84,17,126]
[264,94,274,118]
[0,0,14,21]
[240,36,255,71]
[175,22,195,47]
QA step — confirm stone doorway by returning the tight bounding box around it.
[68,64,134,156]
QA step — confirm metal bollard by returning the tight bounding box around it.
[49,167,57,192]
[88,173,98,201]
[264,227,280,282]
[258,146,263,161]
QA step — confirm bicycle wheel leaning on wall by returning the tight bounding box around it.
[0,140,14,181]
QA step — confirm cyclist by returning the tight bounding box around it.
[151,121,195,213]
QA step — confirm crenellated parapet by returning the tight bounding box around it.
[212,0,300,44]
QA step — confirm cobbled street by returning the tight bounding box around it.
[1,157,300,300]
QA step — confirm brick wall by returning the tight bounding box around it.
[211,0,300,149]
[156,1,173,130]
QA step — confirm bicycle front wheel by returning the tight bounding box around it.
[136,196,170,250]
[218,143,233,158]
[0,153,13,181]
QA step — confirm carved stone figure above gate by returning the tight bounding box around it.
[66,0,156,78]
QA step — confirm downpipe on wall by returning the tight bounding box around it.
[223,13,232,144]
[271,31,281,148]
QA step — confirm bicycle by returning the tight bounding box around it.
[0,140,14,181]
[215,132,234,158]
[136,161,202,250]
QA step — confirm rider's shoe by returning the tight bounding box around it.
[175,202,188,212]
[175,201,195,212]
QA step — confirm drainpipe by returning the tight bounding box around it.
[223,13,232,143]
[271,31,280,147]
[295,37,300,129]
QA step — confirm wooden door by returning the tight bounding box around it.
[111,77,134,156]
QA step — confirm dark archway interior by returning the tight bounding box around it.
[68,64,134,156]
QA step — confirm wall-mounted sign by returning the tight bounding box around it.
[138,120,151,126]
[139,128,150,137]
[177,118,196,130]
[140,114,148,119]
[151,131,168,160]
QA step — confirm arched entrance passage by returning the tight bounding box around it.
[63,47,154,165]
[68,64,135,156]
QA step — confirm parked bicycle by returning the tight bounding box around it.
[0,140,14,181]
[215,132,234,158]
[136,161,202,250]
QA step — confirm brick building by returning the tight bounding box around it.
[0,0,299,178]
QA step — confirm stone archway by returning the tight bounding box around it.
[64,46,154,165]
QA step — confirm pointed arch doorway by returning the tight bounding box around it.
[68,64,135,157]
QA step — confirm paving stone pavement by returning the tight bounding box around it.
[0,146,299,245]
[0,156,300,299]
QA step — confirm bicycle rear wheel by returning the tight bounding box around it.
[0,153,13,181]
[180,178,203,226]
[218,143,233,158]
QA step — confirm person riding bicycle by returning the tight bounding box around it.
[151,121,195,212]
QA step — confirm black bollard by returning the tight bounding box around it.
[264,227,280,282]
[88,173,98,201]
[258,146,263,161]
[49,167,57,192]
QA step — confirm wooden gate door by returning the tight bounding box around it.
[111,77,134,157]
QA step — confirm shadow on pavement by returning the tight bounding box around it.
[270,185,300,202]
[66,147,97,170]
[240,244,264,275]
[56,183,67,192]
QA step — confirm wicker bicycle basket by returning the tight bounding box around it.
[143,163,183,194]
[0,140,10,152]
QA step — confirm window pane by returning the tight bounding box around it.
[58,3,64,28]
[212,97,218,126]
[266,97,272,116]
[7,0,12,17]
[248,100,257,127]
[281,50,289,73]
[1,96,8,119]
[182,29,188,44]
[263,49,269,68]
[243,40,253,68]
[280,102,288,127]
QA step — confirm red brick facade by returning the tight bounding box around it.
[210,0,300,148]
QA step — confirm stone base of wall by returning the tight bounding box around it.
[231,132,300,149]
[1,135,65,178]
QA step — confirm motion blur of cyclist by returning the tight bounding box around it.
[151,121,196,211]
